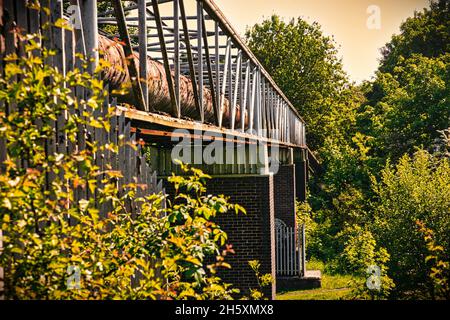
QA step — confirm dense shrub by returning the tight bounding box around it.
[0,32,245,299]
[372,150,450,298]
[416,221,450,300]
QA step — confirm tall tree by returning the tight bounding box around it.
[360,0,450,161]
[245,15,352,150]
[380,0,450,73]
[359,54,450,161]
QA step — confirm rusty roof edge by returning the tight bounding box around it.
[115,105,307,149]
[201,0,306,124]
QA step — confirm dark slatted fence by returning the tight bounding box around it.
[0,0,165,216]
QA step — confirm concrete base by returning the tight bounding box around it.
[276,270,322,292]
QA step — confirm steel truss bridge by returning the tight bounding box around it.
[0,0,319,298]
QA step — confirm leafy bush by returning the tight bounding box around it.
[372,150,450,298]
[246,260,274,300]
[336,224,380,273]
[296,201,317,257]
[334,224,394,299]
[416,221,450,300]
[0,31,245,300]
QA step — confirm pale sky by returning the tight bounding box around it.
[213,0,430,83]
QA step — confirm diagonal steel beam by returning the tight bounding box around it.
[112,0,148,112]
[201,7,219,126]
[151,0,179,117]
[179,0,202,120]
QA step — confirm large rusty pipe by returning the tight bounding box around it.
[99,35,246,127]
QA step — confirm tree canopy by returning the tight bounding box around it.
[246,1,450,299]
[245,15,353,150]
[380,0,450,73]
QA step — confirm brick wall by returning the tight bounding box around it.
[163,174,276,299]
[273,165,297,229]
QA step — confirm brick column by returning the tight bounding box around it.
[294,149,308,202]
[164,174,276,299]
[273,164,297,229]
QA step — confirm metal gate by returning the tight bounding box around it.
[275,219,306,277]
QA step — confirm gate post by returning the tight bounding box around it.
[0,229,3,299]
[301,224,306,277]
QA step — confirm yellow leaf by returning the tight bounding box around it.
[5,63,23,76]
[17,220,27,228]
[3,198,12,210]
[79,199,89,212]
[105,170,123,178]
[54,18,72,31]
[185,257,202,266]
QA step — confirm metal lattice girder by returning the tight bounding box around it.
[96,0,306,147]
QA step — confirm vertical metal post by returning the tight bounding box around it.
[138,0,148,111]
[228,45,233,128]
[179,0,202,119]
[80,0,98,73]
[255,68,261,135]
[276,97,281,140]
[174,0,181,117]
[201,10,219,125]
[0,229,3,300]
[112,0,147,112]
[301,223,306,277]
[250,67,257,132]
[151,0,178,117]
[231,51,241,130]
[239,53,243,130]
[262,79,267,137]
[197,0,204,122]
[219,38,231,127]
[215,22,220,111]
[241,60,250,132]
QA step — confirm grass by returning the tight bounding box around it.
[276,259,359,300]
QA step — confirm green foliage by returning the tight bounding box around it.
[359,54,450,161]
[380,0,450,73]
[277,260,358,300]
[260,1,450,300]
[245,15,358,150]
[247,260,273,300]
[0,31,244,300]
[332,225,394,300]
[96,2,137,38]
[336,225,378,273]
[296,201,317,257]
[416,221,450,300]
[372,151,450,298]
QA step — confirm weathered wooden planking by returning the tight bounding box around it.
[4,0,17,116]
[0,0,166,219]
[123,118,132,212]
[129,131,137,215]
[3,0,17,58]
[117,111,125,197]
[135,144,143,206]
[38,0,56,190]
[51,0,67,184]
[66,28,76,161]
[0,1,5,172]
[0,0,4,66]
[50,1,66,90]
[142,150,149,201]
[93,90,102,210]
[15,0,28,57]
